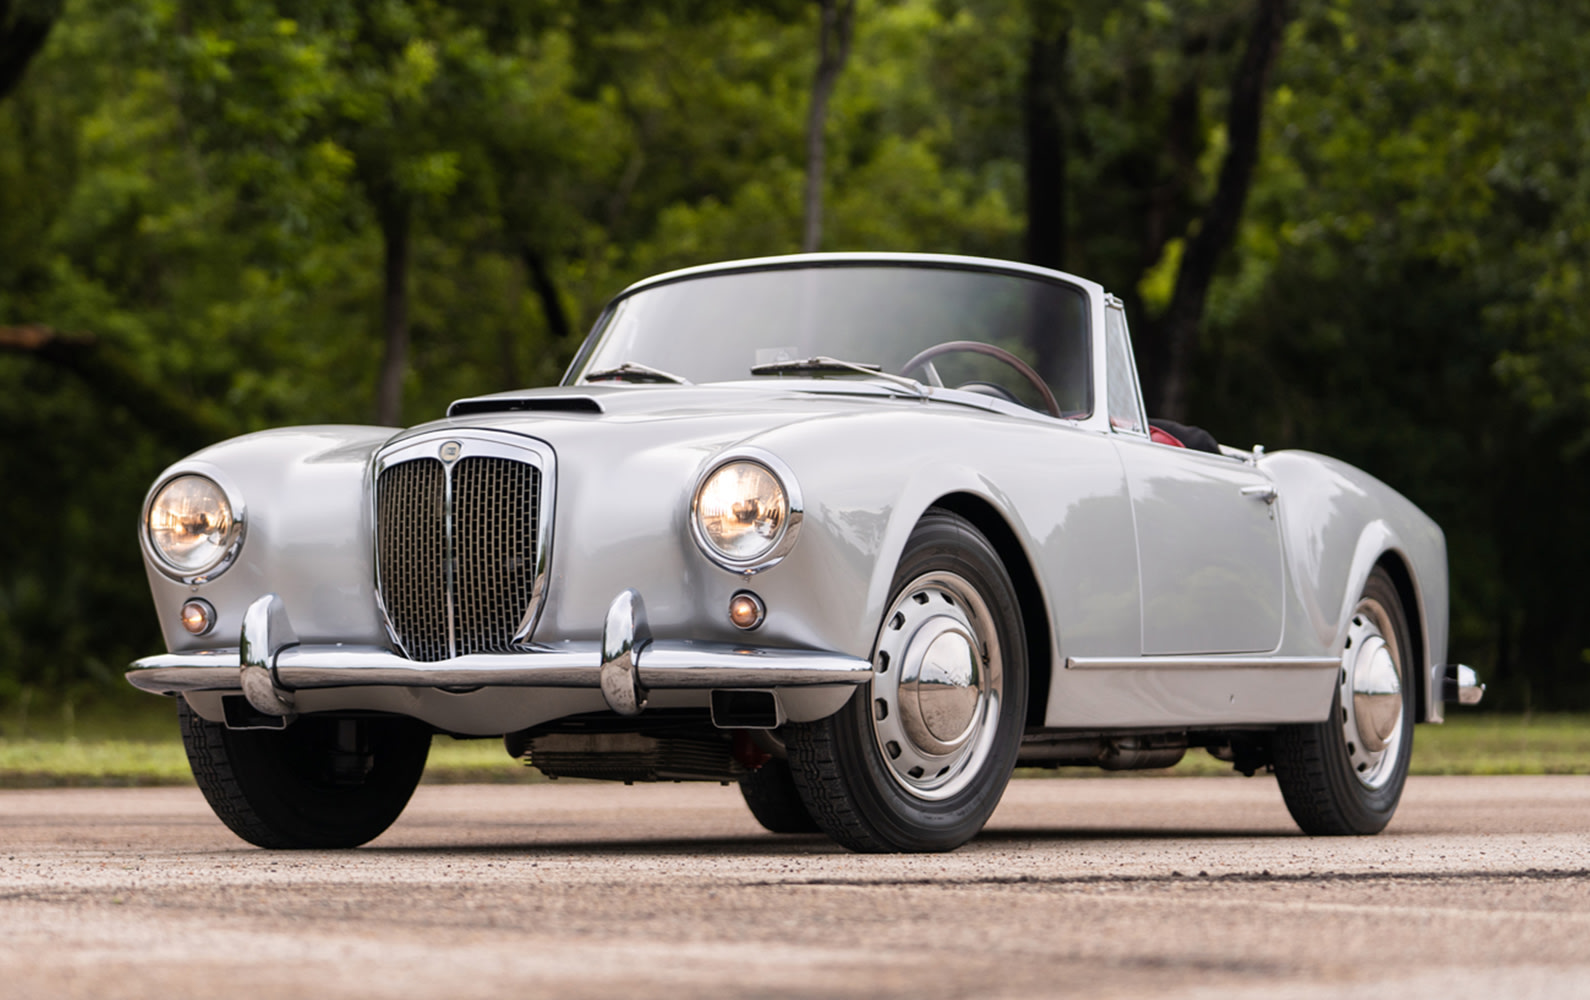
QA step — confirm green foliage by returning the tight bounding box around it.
[1,0,1588,709]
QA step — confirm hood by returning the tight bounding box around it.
[444,380,913,418]
[380,379,1053,466]
[384,381,924,446]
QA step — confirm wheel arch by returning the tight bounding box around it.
[1374,549,1430,723]
[927,492,1053,731]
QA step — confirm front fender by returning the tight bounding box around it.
[688,412,1025,661]
[142,426,397,653]
[1266,450,1449,720]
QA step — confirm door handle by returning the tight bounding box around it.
[1240,484,1278,504]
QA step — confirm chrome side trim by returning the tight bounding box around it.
[1065,655,1341,671]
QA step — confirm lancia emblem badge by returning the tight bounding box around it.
[438,441,462,463]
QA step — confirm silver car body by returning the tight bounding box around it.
[129,253,1458,743]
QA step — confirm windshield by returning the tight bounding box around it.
[568,263,1092,415]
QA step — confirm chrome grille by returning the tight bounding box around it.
[375,454,542,662]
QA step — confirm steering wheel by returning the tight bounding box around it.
[898,340,1061,418]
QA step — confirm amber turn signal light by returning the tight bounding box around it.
[728,591,765,630]
[180,599,216,636]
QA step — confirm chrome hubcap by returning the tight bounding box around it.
[870,572,1002,801]
[1340,598,1405,789]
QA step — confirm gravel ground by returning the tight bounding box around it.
[1,774,1587,999]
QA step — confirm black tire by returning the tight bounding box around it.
[179,700,432,848]
[785,510,1028,853]
[739,758,822,834]
[1273,567,1414,835]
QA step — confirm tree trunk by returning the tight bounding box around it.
[521,244,572,344]
[1023,1,1070,273]
[504,242,574,390]
[0,0,60,104]
[1131,64,1204,401]
[1023,1,1071,377]
[1148,0,1289,419]
[803,0,855,253]
[375,198,411,427]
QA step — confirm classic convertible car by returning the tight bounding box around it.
[129,252,1483,852]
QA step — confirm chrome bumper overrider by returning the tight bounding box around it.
[128,590,872,719]
[1441,663,1485,706]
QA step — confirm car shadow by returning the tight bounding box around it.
[976,826,1300,842]
[363,834,845,856]
[357,824,1297,856]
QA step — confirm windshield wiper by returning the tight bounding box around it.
[750,356,927,396]
[582,362,691,385]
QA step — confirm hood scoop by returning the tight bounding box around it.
[447,394,604,417]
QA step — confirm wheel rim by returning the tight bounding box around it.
[869,571,1003,801]
[1340,597,1405,790]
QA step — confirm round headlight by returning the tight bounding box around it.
[145,474,242,579]
[691,457,802,572]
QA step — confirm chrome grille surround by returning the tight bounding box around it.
[372,431,555,661]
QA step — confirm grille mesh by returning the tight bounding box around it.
[453,457,541,656]
[375,454,541,662]
[376,459,449,661]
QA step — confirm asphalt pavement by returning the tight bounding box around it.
[1,774,1587,999]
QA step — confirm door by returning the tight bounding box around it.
[1115,437,1285,654]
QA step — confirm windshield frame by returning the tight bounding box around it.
[562,253,1105,422]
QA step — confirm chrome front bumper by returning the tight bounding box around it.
[128,590,872,720]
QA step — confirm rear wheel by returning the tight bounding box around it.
[1273,567,1414,835]
[785,511,1028,852]
[180,700,431,848]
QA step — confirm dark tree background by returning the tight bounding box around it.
[2,0,1587,714]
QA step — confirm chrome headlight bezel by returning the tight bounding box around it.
[141,469,247,584]
[689,449,803,574]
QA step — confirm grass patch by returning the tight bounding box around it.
[0,695,545,786]
[0,739,194,788]
[0,734,544,788]
[0,701,1584,788]
[1410,712,1590,775]
[0,692,181,743]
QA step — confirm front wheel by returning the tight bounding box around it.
[785,510,1028,852]
[180,700,432,848]
[1273,567,1414,835]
